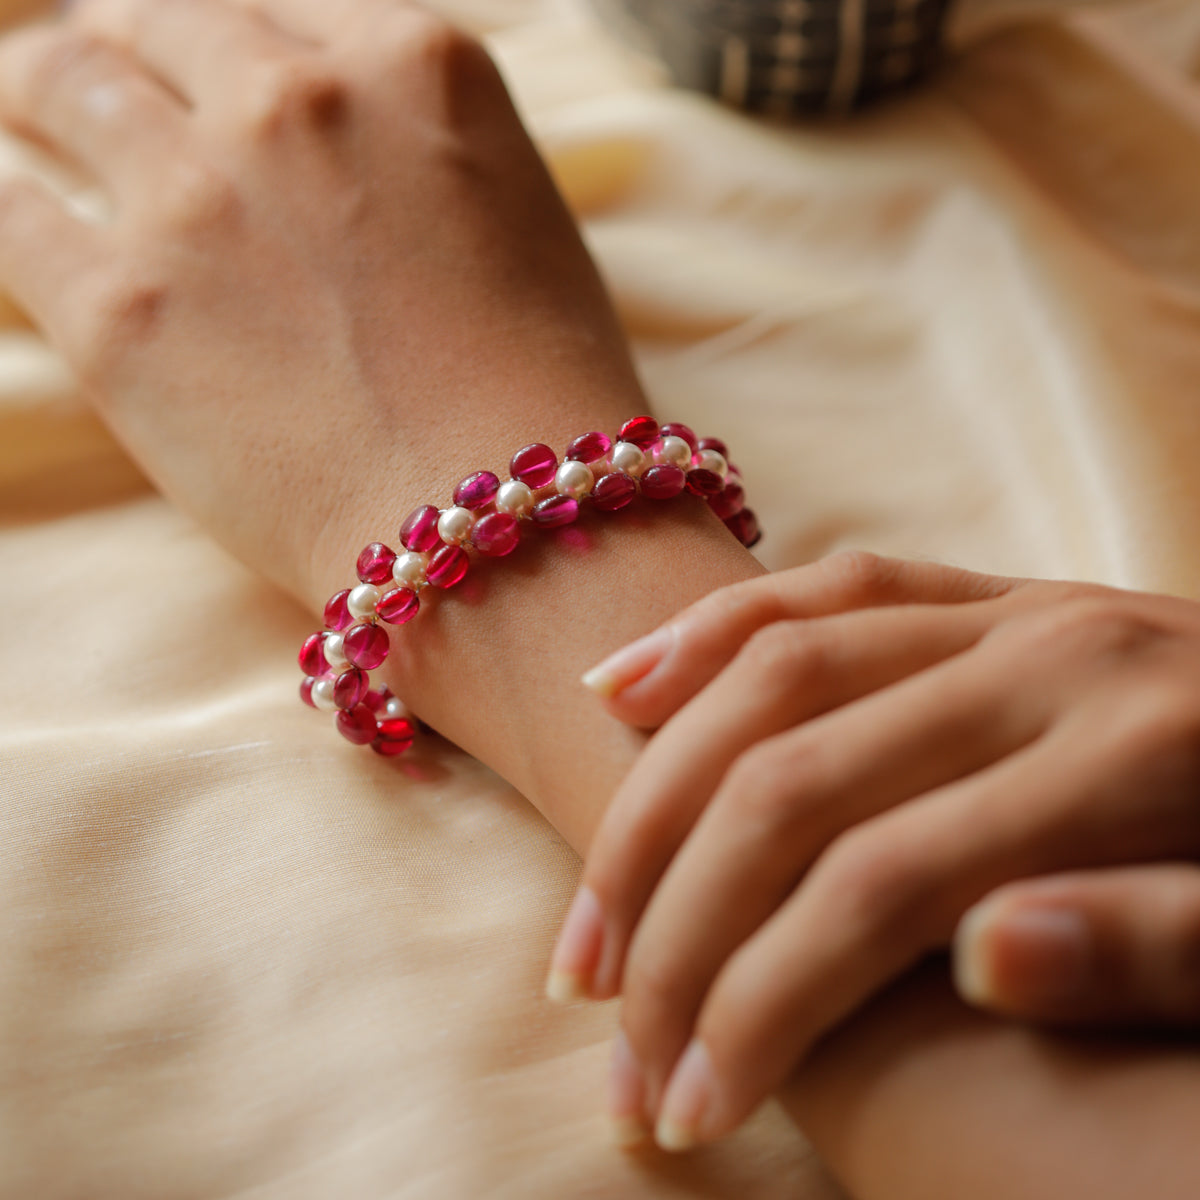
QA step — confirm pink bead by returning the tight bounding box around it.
[725,508,761,547]
[336,704,378,745]
[619,415,660,449]
[591,472,637,511]
[510,443,558,488]
[371,716,416,757]
[472,512,520,557]
[300,676,317,708]
[640,464,687,499]
[531,495,579,527]
[376,586,420,625]
[427,544,469,588]
[698,436,729,457]
[565,431,612,463]
[453,470,500,510]
[399,504,443,553]
[333,667,370,710]
[708,481,746,520]
[356,542,397,586]
[660,422,698,452]
[324,589,353,632]
[685,468,724,497]
[363,688,390,713]
[298,632,329,676]
[344,622,390,670]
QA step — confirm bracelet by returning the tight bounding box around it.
[297,416,761,755]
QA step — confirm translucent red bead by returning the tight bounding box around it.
[725,508,761,547]
[324,589,353,632]
[336,704,378,745]
[376,586,420,624]
[709,481,745,520]
[299,676,316,708]
[453,470,500,510]
[697,436,729,457]
[566,431,611,463]
[333,667,370,710]
[298,632,329,677]
[641,464,687,499]
[685,468,724,497]
[531,495,579,527]
[472,512,520,557]
[591,472,637,511]
[427,544,469,588]
[510,443,558,488]
[399,504,442,553]
[372,717,416,757]
[344,622,390,670]
[619,415,660,449]
[356,542,397,586]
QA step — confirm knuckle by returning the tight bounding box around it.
[157,161,240,234]
[995,595,1159,664]
[720,738,823,835]
[242,60,350,141]
[819,549,895,606]
[73,268,169,378]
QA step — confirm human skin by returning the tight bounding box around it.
[0,2,1198,1197]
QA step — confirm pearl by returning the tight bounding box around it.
[695,449,728,478]
[347,583,381,620]
[384,696,410,720]
[437,505,475,546]
[393,551,429,588]
[311,677,338,712]
[495,480,535,518]
[555,460,593,499]
[656,435,692,469]
[323,632,349,671]
[610,441,646,477]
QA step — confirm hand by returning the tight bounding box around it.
[0,0,643,610]
[546,551,1200,1149]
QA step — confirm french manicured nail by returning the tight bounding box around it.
[545,886,605,1004]
[581,627,674,699]
[955,900,1092,1007]
[655,1039,715,1153]
[606,1030,651,1148]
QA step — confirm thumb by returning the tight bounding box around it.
[953,865,1200,1028]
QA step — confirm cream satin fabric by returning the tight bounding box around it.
[3,1,1199,1196]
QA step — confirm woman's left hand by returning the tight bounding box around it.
[545,552,1200,1149]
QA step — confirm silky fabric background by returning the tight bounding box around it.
[3,1,1200,1197]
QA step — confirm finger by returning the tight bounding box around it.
[562,599,1001,1007]
[0,25,186,201]
[72,0,309,107]
[0,172,108,334]
[616,624,1050,1113]
[233,0,394,45]
[954,863,1200,1027]
[581,551,1023,729]
[657,697,1200,1150]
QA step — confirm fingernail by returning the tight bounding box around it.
[545,886,605,1004]
[581,627,674,699]
[606,1031,651,1148]
[955,900,1092,1007]
[655,1039,715,1153]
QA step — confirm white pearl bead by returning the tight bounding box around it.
[495,480,534,518]
[696,449,728,478]
[384,696,410,720]
[393,551,429,588]
[656,436,692,469]
[555,460,593,499]
[437,506,475,546]
[610,441,646,477]
[311,677,338,712]
[347,583,381,620]
[323,632,348,671]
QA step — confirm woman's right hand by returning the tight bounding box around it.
[0,0,645,608]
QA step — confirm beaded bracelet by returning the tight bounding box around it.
[297,417,761,755]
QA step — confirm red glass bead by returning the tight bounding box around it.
[510,443,558,488]
[298,632,329,677]
[725,508,761,547]
[619,415,660,449]
[531,495,579,527]
[376,586,420,625]
[453,470,500,510]
[336,704,378,745]
[685,468,724,497]
[363,688,389,714]
[591,472,637,511]
[565,431,612,463]
[324,589,353,632]
[300,676,317,708]
[372,716,416,757]
[708,481,745,520]
[344,622,390,670]
[427,544,469,588]
[697,436,729,457]
[660,422,698,452]
[399,504,442,553]
[356,542,397,586]
[640,464,687,499]
[333,667,370,710]
[472,512,520,557]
